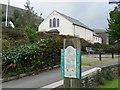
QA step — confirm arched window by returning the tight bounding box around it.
[57,19,59,27]
[49,19,52,27]
[53,18,56,27]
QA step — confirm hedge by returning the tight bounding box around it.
[2,38,62,77]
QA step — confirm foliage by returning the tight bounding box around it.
[2,27,30,50]
[13,9,21,19]
[12,9,22,27]
[95,71,105,85]
[2,16,6,21]
[2,40,11,50]
[19,0,41,30]
[24,26,37,44]
[91,43,118,54]
[104,69,114,80]
[2,27,25,39]
[95,78,119,88]
[2,38,62,77]
[107,4,120,42]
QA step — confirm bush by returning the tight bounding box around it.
[95,71,105,85]
[2,27,25,39]
[91,43,119,54]
[2,38,62,77]
[24,26,37,44]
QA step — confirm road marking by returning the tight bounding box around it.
[41,67,101,88]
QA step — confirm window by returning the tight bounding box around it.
[49,19,52,27]
[53,18,56,27]
[57,19,59,27]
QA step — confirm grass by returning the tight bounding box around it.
[94,77,120,88]
[81,54,118,65]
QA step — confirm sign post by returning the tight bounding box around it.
[61,38,81,88]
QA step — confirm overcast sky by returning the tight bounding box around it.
[0,0,116,30]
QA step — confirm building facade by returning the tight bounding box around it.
[94,29,109,44]
[39,11,102,44]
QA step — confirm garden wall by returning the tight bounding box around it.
[80,63,119,88]
[56,63,120,89]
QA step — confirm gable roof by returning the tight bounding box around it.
[55,11,93,31]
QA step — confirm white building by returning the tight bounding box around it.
[93,33,102,44]
[94,29,109,44]
[38,11,102,44]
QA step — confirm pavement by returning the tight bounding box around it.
[1,60,119,89]
[2,66,93,89]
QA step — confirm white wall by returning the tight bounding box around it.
[93,36,102,43]
[39,11,74,36]
[74,25,93,43]
[39,11,94,43]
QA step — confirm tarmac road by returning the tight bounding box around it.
[2,60,119,89]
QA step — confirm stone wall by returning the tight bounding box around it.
[80,64,119,88]
[56,63,120,89]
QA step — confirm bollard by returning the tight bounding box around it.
[112,47,114,59]
[99,52,102,61]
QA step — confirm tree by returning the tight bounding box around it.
[13,9,21,20]
[11,9,22,27]
[24,26,36,44]
[23,0,38,43]
[107,4,120,43]
[21,0,37,28]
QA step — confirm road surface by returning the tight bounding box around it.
[1,60,119,89]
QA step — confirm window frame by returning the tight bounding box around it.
[53,18,56,27]
[57,19,60,27]
[49,19,52,27]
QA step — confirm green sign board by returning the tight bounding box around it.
[61,46,81,79]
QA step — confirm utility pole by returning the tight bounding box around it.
[5,0,10,27]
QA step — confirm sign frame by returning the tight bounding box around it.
[61,46,81,79]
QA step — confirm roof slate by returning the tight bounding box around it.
[56,11,93,31]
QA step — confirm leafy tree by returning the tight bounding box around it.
[15,18,23,27]
[2,16,6,21]
[12,9,22,25]
[107,4,120,43]
[20,0,38,28]
[13,9,21,19]
[22,0,38,43]
[24,26,36,44]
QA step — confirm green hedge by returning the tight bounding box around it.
[91,43,120,54]
[2,38,62,77]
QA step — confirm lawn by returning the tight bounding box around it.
[94,77,120,88]
[81,54,119,65]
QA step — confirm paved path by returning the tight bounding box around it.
[2,66,93,89]
[2,60,119,89]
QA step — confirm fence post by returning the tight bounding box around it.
[99,51,102,61]
[112,47,114,59]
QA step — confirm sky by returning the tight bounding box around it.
[0,0,116,30]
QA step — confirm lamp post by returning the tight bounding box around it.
[5,0,10,27]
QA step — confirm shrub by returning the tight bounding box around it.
[95,71,105,85]
[24,26,37,44]
[2,38,62,77]
[91,43,118,54]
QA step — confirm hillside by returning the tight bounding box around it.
[0,4,43,24]
[0,4,24,17]
[2,27,92,51]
